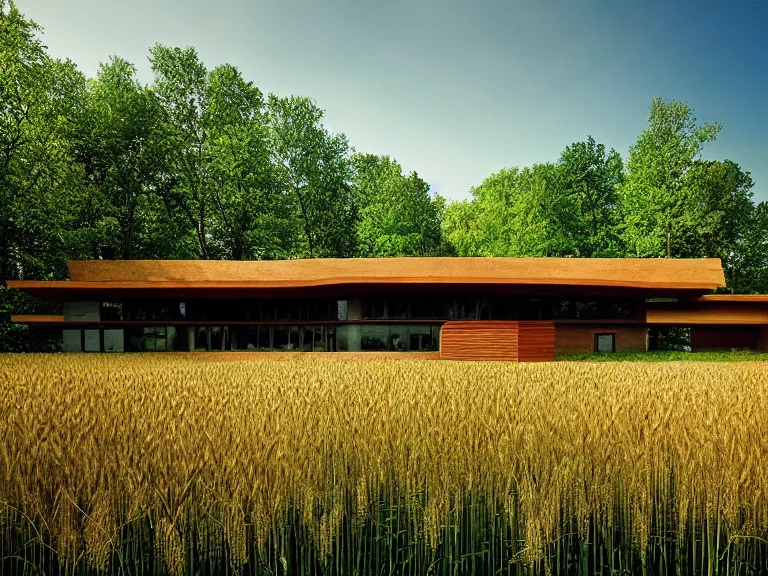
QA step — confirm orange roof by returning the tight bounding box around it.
[6,257,726,300]
[67,257,724,287]
[647,295,768,325]
[647,305,768,325]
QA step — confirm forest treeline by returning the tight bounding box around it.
[1,0,767,350]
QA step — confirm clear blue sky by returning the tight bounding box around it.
[17,0,768,202]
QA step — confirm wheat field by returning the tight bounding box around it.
[1,354,767,575]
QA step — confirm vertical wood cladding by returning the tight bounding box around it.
[554,324,648,354]
[439,321,555,362]
[518,322,556,362]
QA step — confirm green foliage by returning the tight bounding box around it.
[2,0,768,352]
[0,0,86,280]
[557,136,624,256]
[731,201,768,293]
[353,154,445,256]
[559,349,768,362]
[0,287,59,351]
[444,164,559,257]
[619,97,722,257]
[74,57,167,259]
[443,137,626,258]
[268,95,357,258]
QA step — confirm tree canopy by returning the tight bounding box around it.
[1,1,766,351]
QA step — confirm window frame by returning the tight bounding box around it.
[594,332,616,353]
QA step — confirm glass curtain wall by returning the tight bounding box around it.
[112,295,643,352]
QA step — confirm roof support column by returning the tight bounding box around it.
[345,298,362,352]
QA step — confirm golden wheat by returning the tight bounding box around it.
[1,354,767,575]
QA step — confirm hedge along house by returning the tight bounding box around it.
[7,257,764,360]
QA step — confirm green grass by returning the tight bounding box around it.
[558,349,768,362]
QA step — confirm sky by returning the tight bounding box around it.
[16,0,768,203]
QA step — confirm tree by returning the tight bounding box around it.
[443,164,568,257]
[442,200,481,256]
[557,136,624,256]
[72,57,168,260]
[0,0,87,281]
[730,201,768,294]
[267,95,357,258]
[205,65,291,260]
[150,45,288,260]
[0,0,89,351]
[353,154,444,257]
[619,98,721,257]
[149,45,213,258]
[675,160,755,256]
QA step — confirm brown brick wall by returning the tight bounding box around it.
[758,326,768,351]
[555,324,648,355]
[690,325,758,351]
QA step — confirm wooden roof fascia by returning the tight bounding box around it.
[694,294,768,303]
[9,315,65,324]
[6,277,726,292]
[65,257,726,288]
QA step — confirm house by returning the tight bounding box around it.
[7,257,767,360]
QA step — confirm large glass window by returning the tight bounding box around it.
[274,326,289,350]
[386,298,408,319]
[101,302,123,321]
[361,325,389,350]
[210,327,223,350]
[125,301,186,321]
[550,299,643,320]
[362,299,385,320]
[409,325,439,351]
[126,327,169,351]
[195,327,209,351]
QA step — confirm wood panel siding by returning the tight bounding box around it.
[65,258,725,290]
[554,324,648,355]
[518,322,556,362]
[439,321,555,362]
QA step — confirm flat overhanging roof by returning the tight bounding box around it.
[6,257,726,301]
[647,293,768,324]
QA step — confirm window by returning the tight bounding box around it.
[101,302,123,321]
[386,298,408,319]
[127,327,168,351]
[361,325,389,350]
[195,327,209,351]
[362,299,385,320]
[594,333,616,353]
